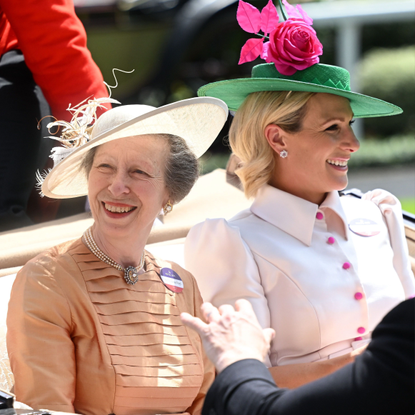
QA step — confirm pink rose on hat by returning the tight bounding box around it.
[237,0,323,75]
[262,18,323,76]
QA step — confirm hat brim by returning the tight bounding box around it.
[198,78,402,118]
[42,97,228,199]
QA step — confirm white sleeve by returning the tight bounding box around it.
[363,189,415,298]
[184,218,271,330]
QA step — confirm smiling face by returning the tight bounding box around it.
[87,135,170,243]
[268,93,360,205]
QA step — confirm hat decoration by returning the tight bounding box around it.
[238,0,323,75]
[40,68,133,169]
[45,97,120,165]
[36,96,120,195]
[198,0,402,117]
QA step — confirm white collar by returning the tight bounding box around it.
[250,185,349,246]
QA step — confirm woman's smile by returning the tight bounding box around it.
[102,201,137,216]
[326,158,348,167]
[326,158,349,172]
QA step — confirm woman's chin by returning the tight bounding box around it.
[329,176,349,193]
[95,210,137,236]
[339,178,349,191]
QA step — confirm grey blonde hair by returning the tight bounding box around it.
[229,90,315,198]
[80,134,199,204]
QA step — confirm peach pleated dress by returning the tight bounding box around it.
[7,238,214,415]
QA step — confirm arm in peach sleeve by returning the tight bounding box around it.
[184,272,215,415]
[363,189,415,298]
[6,260,76,412]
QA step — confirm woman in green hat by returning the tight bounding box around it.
[184,0,415,388]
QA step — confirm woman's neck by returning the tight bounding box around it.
[268,177,327,206]
[269,162,327,205]
[91,225,147,268]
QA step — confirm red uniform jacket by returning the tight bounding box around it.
[0,0,110,120]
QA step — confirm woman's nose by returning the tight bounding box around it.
[108,171,130,196]
[341,128,360,153]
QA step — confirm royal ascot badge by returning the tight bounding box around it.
[349,218,381,237]
[160,268,184,293]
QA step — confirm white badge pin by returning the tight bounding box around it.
[349,218,381,237]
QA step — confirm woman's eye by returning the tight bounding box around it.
[134,169,148,176]
[349,119,356,126]
[326,124,339,131]
[96,163,112,169]
[98,163,112,169]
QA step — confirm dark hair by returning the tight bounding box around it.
[80,134,199,204]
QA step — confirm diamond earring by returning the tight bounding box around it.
[279,150,288,158]
[163,200,173,215]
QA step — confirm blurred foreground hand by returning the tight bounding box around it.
[181,299,275,373]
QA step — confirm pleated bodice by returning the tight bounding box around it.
[7,238,213,415]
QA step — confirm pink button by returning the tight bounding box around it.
[357,327,365,334]
[316,212,324,220]
[327,237,335,244]
[355,337,363,341]
[342,262,351,270]
[354,292,363,300]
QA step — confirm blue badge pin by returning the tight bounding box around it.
[160,268,184,293]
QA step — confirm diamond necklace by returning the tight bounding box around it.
[82,227,145,285]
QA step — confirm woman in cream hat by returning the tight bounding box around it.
[7,96,228,414]
[185,0,415,388]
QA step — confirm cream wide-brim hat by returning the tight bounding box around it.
[42,97,228,199]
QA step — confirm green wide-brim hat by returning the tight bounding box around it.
[198,63,402,118]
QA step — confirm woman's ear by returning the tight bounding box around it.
[264,124,287,154]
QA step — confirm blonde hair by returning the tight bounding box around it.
[229,90,315,198]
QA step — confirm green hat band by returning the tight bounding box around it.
[198,62,402,118]
[253,63,351,91]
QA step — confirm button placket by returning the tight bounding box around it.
[323,210,369,343]
[357,326,366,334]
[339,256,366,336]
[342,262,351,270]
[353,289,366,339]
[327,236,336,244]
[354,292,363,300]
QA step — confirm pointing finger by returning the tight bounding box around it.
[180,312,207,336]
[201,302,221,322]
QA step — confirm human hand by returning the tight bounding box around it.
[181,299,275,373]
